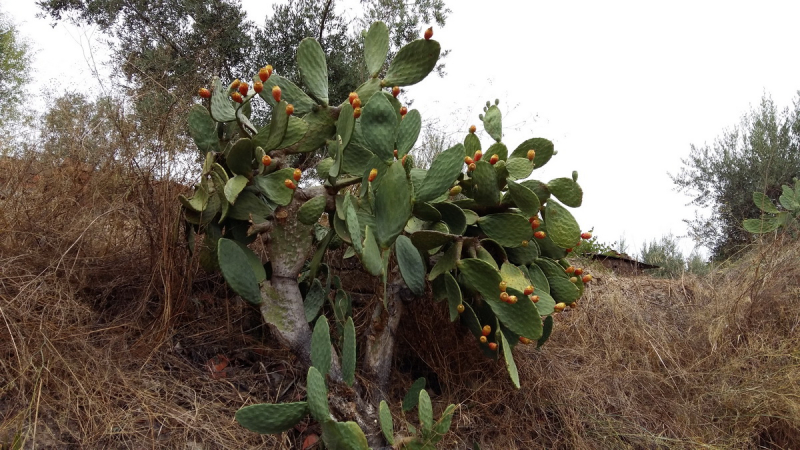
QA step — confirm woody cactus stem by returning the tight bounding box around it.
[364,279,407,402]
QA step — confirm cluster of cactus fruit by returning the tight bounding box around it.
[743,178,800,234]
[181,21,592,447]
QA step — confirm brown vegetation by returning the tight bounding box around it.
[1,152,798,449]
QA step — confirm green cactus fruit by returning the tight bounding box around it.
[223,174,248,204]
[217,238,261,305]
[235,402,310,435]
[306,366,330,423]
[188,105,221,155]
[364,21,390,77]
[361,226,383,276]
[416,143,466,203]
[226,138,255,176]
[443,271,463,322]
[254,168,296,206]
[456,259,543,340]
[433,202,467,235]
[543,200,581,248]
[482,104,503,142]
[374,161,412,248]
[499,327,520,389]
[304,279,326,322]
[471,160,501,206]
[395,235,426,295]
[379,400,394,445]
[477,213,533,248]
[402,377,426,412]
[298,195,327,226]
[537,315,554,348]
[320,420,369,450]
[547,177,583,207]
[511,138,554,169]
[297,37,329,105]
[504,157,534,180]
[361,93,398,161]
[311,316,332,378]
[572,170,578,182]
[383,39,441,87]
[409,230,454,251]
[506,181,541,218]
[395,109,421,157]
[342,316,356,387]
[255,74,315,115]
[418,389,433,432]
[210,77,237,122]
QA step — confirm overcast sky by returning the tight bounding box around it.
[5,0,800,258]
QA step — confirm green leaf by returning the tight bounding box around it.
[235,402,309,435]
[396,109,422,157]
[511,138,554,169]
[306,366,330,423]
[217,238,261,305]
[483,105,502,142]
[298,195,327,225]
[499,328,520,388]
[224,175,249,204]
[375,161,412,247]
[321,421,369,450]
[780,185,799,211]
[361,93,398,161]
[379,400,394,445]
[395,235,426,296]
[752,192,779,213]
[417,143,466,203]
[297,38,328,104]
[187,105,220,154]
[403,377,426,412]
[383,39,441,87]
[743,217,781,233]
[256,74,315,115]
[418,389,433,431]
[477,213,533,248]
[227,138,254,176]
[364,22,390,77]
[544,200,580,248]
[547,177,583,207]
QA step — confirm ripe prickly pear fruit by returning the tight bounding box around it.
[392,86,400,97]
[481,325,491,336]
[571,302,578,309]
[230,79,241,90]
[284,179,296,189]
[499,281,507,292]
[394,149,398,158]
[254,81,263,94]
[554,302,566,312]
[286,104,294,115]
[468,163,476,171]
[424,27,433,40]
[457,304,465,313]
[488,342,497,351]
[530,218,541,230]
[399,106,408,117]
[231,92,243,103]
[523,285,534,296]
[527,149,535,161]
[464,156,474,165]
[530,295,539,303]
[534,231,546,239]
[198,88,211,99]
[352,97,362,109]
[238,82,249,96]
[368,168,378,182]
[348,92,358,105]
[353,107,362,119]
[479,335,487,344]
[565,266,575,274]
[565,248,573,253]
[522,240,529,247]
[569,277,578,283]
[499,292,509,303]
[582,274,593,283]
[258,67,270,82]
[293,168,302,182]
[574,268,583,276]
[489,154,499,165]
[449,185,462,196]
[508,295,518,304]
[272,85,282,102]
[519,336,532,345]
[262,155,272,166]
[474,150,483,162]
[401,154,407,165]
[469,125,476,134]
[581,232,592,239]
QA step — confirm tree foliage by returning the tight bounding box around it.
[671,93,800,259]
[0,10,32,138]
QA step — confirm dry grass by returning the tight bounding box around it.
[1,151,799,449]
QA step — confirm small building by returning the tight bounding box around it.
[588,252,659,276]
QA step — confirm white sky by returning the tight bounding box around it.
[5,0,800,258]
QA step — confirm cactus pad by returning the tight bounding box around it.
[311,316,332,378]
[395,235,426,296]
[235,402,309,434]
[383,39,441,87]
[297,38,329,105]
[364,22,390,77]
[217,238,261,305]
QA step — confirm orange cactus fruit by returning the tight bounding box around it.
[508,295,518,304]
[253,81,264,94]
[473,150,483,162]
[353,107,362,119]
[574,268,583,276]
[401,154,407,165]
[469,124,476,134]
[519,336,532,345]
[399,106,408,116]
[271,85,281,102]
[527,149,535,161]
[457,304,465,313]
[523,285,534,296]
[479,335,487,344]
[394,149,398,158]
[531,219,541,229]
[238,82,249,96]
[499,292,509,302]
[554,302,566,312]
[368,168,378,182]
[230,79,241,90]
[488,342,497,351]
[565,248,573,253]
[391,86,400,97]
[489,154,499,165]
[581,232,592,240]
[534,231,546,239]
[499,281,507,292]
[582,274,593,283]
[571,302,579,309]
[293,168,302,182]
[258,67,270,82]
[286,104,295,115]
[198,88,211,99]
[261,155,272,166]
[284,179,296,189]
[481,325,491,336]
[424,27,433,40]
[352,97,361,109]
[530,295,540,303]
[565,266,575,274]
[468,162,476,171]
[231,92,243,103]
[265,64,273,76]
[464,156,474,165]
[348,92,358,105]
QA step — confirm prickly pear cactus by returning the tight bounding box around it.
[743,178,800,234]
[180,22,594,447]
